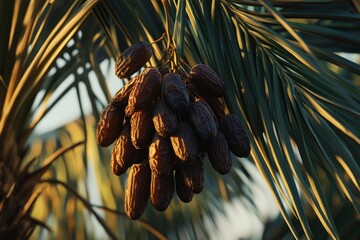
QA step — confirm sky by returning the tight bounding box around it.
[34,59,123,134]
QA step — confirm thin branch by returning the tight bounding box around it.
[91,205,169,240]
[40,179,118,240]
[28,216,52,233]
[161,0,173,49]
[149,32,167,45]
[259,0,314,55]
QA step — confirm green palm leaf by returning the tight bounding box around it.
[1,0,359,239]
[98,0,358,238]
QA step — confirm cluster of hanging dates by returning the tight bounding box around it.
[96,41,250,220]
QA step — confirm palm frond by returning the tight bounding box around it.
[69,0,359,238]
[1,0,359,239]
[221,0,359,238]
[0,0,115,238]
[97,0,359,238]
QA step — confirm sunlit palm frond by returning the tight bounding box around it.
[221,1,359,238]
[65,0,359,238]
[0,0,117,238]
[1,0,359,239]
[96,0,360,238]
[262,188,360,240]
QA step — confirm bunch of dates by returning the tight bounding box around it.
[96,41,250,219]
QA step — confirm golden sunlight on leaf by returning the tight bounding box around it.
[1,0,359,239]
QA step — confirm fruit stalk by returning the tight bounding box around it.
[162,0,178,70]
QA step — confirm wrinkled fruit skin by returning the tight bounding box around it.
[128,68,161,112]
[125,163,151,220]
[170,122,198,163]
[110,157,127,176]
[189,64,226,97]
[115,41,152,79]
[220,113,250,158]
[125,104,136,117]
[175,168,193,203]
[189,99,217,140]
[180,156,204,194]
[152,99,178,137]
[149,134,174,176]
[112,77,137,106]
[162,73,190,113]
[150,173,175,211]
[130,109,155,149]
[112,123,139,169]
[186,82,208,99]
[96,103,125,147]
[104,55,246,218]
[207,130,232,175]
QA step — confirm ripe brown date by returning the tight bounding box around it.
[152,99,178,137]
[115,41,152,79]
[150,173,175,212]
[127,68,161,112]
[110,156,127,176]
[112,77,137,106]
[180,156,204,194]
[207,130,232,175]
[162,73,190,113]
[189,99,217,140]
[149,134,174,176]
[124,163,151,220]
[175,168,194,203]
[189,64,226,97]
[111,123,139,169]
[96,103,125,147]
[220,113,251,158]
[130,109,155,149]
[170,122,198,163]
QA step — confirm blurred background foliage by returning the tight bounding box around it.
[0,0,359,239]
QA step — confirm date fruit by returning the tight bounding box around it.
[152,99,178,138]
[189,64,226,97]
[207,130,232,175]
[150,173,175,211]
[124,163,151,220]
[180,156,204,194]
[149,134,174,176]
[170,122,198,163]
[128,68,161,112]
[115,41,152,79]
[112,123,139,169]
[220,113,250,158]
[112,77,137,106]
[96,103,125,147]
[175,168,194,203]
[189,99,217,140]
[162,73,190,113]
[130,109,155,149]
